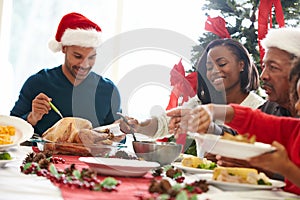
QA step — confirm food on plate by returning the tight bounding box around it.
[0,152,12,160]
[221,132,256,144]
[74,129,115,145]
[213,167,271,185]
[109,150,139,160]
[43,143,92,156]
[42,117,122,145]
[181,156,217,170]
[42,117,93,142]
[40,117,124,156]
[0,125,16,145]
[0,125,16,135]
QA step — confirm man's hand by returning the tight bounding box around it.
[166,107,190,137]
[216,155,252,168]
[27,93,51,126]
[248,141,288,174]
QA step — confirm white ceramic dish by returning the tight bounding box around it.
[0,115,34,150]
[0,157,16,168]
[189,133,276,159]
[208,179,286,191]
[93,123,124,136]
[79,157,160,177]
[172,162,214,174]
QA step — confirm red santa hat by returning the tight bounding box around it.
[261,28,300,57]
[48,12,102,52]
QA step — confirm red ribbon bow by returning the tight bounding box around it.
[205,16,230,38]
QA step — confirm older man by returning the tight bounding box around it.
[212,28,300,179]
[258,28,300,117]
[10,12,121,136]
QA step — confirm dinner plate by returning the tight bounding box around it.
[0,115,34,150]
[172,162,213,174]
[208,179,286,191]
[189,133,276,159]
[93,123,124,136]
[79,157,160,177]
[0,156,16,168]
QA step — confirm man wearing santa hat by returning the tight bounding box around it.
[214,27,300,179]
[10,12,122,136]
[258,27,300,117]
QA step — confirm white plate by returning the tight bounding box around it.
[0,157,16,168]
[190,133,276,159]
[79,157,160,177]
[172,162,214,174]
[93,123,124,136]
[208,179,286,191]
[0,115,34,150]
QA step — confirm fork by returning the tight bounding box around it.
[116,112,137,141]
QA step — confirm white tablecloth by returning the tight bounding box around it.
[0,146,63,200]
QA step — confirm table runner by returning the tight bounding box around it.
[54,155,155,200]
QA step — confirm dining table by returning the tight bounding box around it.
[1,135,300,200]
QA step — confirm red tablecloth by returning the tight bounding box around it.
[54,155,156,200]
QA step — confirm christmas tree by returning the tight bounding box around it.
[184,0,300,156]
[191,0,300,70]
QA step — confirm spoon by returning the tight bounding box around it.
[116,112,137,141]
[49,101,63,119]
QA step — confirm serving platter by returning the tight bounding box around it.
[93,123,124,136]
[208,179,286,191]
[172,162,214,174]
[0,156,16,168]
[0,115,34,150]
[79,157,160,177]
[189,133,276,159]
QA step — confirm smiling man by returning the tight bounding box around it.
[259,28,300,117]
[10,12,121,136]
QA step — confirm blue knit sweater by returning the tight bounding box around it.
[11,65,121,136]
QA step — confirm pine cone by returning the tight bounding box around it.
[23,152,35,164]
[39,159,50,169]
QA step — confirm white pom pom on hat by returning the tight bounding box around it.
[261,27,300,57]
[48,12,102,53]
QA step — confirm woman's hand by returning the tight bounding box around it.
[27,93,51,126]
[248,141,300,187]
[187,105,212,133]
[118,116,139,134]
[166,105,213,135]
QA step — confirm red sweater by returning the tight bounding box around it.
[226,104,300,195]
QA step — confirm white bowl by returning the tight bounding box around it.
[0,115,34,150]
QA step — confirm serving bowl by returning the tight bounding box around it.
[132,141,182,166]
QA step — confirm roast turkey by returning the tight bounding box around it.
[42,117,121,144]
[42,117,93,142]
